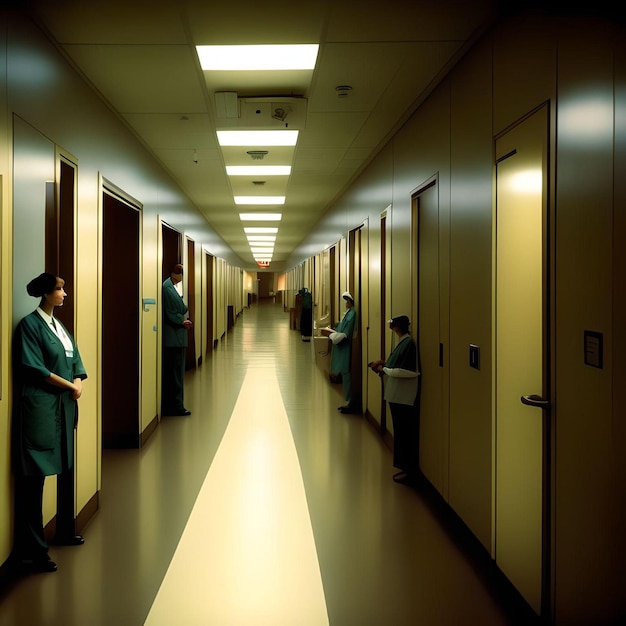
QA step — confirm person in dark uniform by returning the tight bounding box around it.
[161,263,193,416]
[298,287,313,341]
[11,272,88,573]
[369,315,420,484]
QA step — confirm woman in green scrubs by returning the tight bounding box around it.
[11,273,87,573]
[328,292,357,412]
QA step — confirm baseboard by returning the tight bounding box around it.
[141,414,159,447]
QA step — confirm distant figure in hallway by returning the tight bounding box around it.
[369,315,420,484]
[322,291,357,413]
[298,287,313,341]
[11,273,88,573]
[162,263,193,416]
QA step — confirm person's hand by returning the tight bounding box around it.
[368,359,384,374]
[72,378,83,400]
[183,319,193,329]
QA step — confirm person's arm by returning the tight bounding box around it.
[382,367,419,378]
[46,372,83,399]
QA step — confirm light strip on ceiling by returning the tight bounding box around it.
[235,197,285,205]
[217,130,298,146]
[244,227,278,234]
[248,241,274,247]
[239,213,282,221]
[196,44,319,71]
[250,247,274,254]
[247,235,276,242]
[226,166,291,176]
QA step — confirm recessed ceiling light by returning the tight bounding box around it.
[244,227,278,234]
[248,241,274,247]
[217,130,298,146]
[247,235,276,242]
[235,197,285,205]
[226,166,291,176]
[196,44,319,71]
[250,247,274,254]
[239,213,282,221]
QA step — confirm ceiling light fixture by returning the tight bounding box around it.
[239,213,282,221]
[244,227,278,234]
[196,44,319,71]
[235,196,285,205]
[226,165,291,176]
[246,236,276,242]
[217,130,298,146]
[246,151,269,160]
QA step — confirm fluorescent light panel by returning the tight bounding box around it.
[235,197,285,205]
[248,241,274,247]
[226,166,291,176]
[217,130,298,146]
[250,247,274,254]
[239,213,281,221]
[247,236,276,242]
[197,44,319,71]
[244,227,278,234]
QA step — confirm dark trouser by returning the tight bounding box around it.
[13,465,76,562]
[13,423,78,560]
[390,401,420,475]
[300,309,312,337]
[13,474,48,560]
[162,346,186,412]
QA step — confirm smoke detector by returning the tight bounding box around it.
[335,85,353,98]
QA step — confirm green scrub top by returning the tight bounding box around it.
[162,277,189,348]
[12,310,87,477]
[330,307,356,374]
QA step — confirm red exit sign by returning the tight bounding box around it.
[256,260,270,268]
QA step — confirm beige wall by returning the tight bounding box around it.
[291,9,625,624]
[1,6,625,624]
[0,12,239,570]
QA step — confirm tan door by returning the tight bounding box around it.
[495,105,549,615]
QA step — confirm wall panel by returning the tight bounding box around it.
[554,23,615,623]
[448,39,494,550]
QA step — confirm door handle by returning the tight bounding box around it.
[521,394,550,408]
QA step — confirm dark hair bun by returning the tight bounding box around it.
[26,273,57,297]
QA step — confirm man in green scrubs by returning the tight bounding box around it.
[162,264,193,416]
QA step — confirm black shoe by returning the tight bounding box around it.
[339,405,358,414]
[163,408,191,416]
[32,557,58,572]
[53,534,84,546]
[16,555,57,573]
[392,471,410,484]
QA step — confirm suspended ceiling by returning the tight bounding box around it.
[26,0,499,272]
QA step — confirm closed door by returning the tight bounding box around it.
[416,181,447,494]
[495,106,549,615]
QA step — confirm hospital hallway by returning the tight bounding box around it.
[0,300,538,626]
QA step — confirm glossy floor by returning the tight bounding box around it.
[0,301,528,625]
